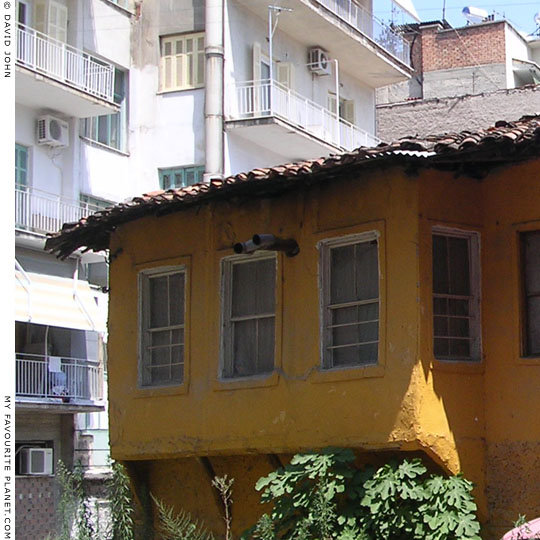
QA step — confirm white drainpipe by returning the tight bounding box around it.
[204,0,224,182]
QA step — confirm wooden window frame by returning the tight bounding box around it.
[160,32,205,92]
[320,231,380,370]
[220,252,277,380]
[432,227,481,362]
[520,230,540,357]
[138,266,186,388]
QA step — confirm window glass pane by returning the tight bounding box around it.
[150,276,169,328]
[448,237,470,295]
[164,41,171,56]
[185,169,195,185]
[257,316,275,373]
[527,296,540,354]
[169,272,185,326]
[186,38,193,53]
[355,242,378,300]
[525,232,540,293]
[432,234,448,294]
[175,40,183,54]
[233,319,256,377]
[330,245,355,304]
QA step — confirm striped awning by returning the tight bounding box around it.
[15,270,106,333]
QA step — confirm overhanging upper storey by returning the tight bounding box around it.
[232,0,412,87]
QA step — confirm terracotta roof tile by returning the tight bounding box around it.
[46,115,540,259]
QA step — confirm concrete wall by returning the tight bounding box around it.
[376,85,540,141]
[422,64,506,99]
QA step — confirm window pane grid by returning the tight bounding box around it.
[222,256,276,379]
[322,237,380,369]
[432,230,479,361]
[141,269,186,386]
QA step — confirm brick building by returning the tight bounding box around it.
[377,18,540,140]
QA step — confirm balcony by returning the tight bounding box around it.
[226,79,380,160]
[16,24,118,117]
[233,0,411,87]
[15,188,100,237]
[16,353,104,410]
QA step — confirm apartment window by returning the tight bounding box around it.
[15,144,29,190]
[321,233,379,368]
[328,95,355,124]
[159,166,204,190]
[80,194,113,213]
[222,255,276,378]
[81,68,127,151]
[160,33,205,92]
[521,231,540,356]
[139,268,186,386]
[34,0,68,42]
[432,229,480,361]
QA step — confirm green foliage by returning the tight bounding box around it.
[54,460,134,540]
[152,495,215,540]
[56,460,80,540]
[107,461,135,540]
[245,448,481,540]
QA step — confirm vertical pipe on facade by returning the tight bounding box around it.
[204,0,224,182]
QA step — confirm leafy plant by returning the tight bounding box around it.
[107,461,135,540]
[152,495,215,540]
[245,448,482,540]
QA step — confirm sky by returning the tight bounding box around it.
[373,0,540,37]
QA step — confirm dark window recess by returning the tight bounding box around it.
[522,231,540,356]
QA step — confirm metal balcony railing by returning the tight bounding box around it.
[15,188,101,235]
[16,354,104,403]
[230,79,380,150]
[316,0,410,66]
[16,23,115,102]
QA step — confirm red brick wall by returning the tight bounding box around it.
[420,22,506,72]
[16,476,60,540]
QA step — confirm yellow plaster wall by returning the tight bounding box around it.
[480,161,540,537]
[417,161,540,534]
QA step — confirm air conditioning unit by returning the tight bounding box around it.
[308,47,331,76]
[19,448,54,475]
[37,115,69,147]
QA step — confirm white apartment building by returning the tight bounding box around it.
[14,0,413,536]
[130,0,413,189]
[15,1,133,537]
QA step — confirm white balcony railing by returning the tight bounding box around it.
[15,188,101,235]
[230,79,380,150]
[16,23,115,102]
[317,0,410,66]
[16,354,104,403]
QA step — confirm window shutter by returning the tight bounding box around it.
[48,1,68,42]
[328,95,337,115]
[277,62,292,88]
[252,42,261,81]
[343,100,355,124]
[34,1,47,34]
